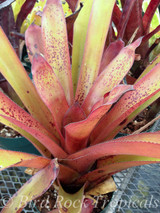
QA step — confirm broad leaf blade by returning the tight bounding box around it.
[0,27,58,136]
[77,155,160,185]
[0,114,67,158]
[75,0,116,104]
[32,54,69,131]
[0,150,50,171]
[42,0,73,105]
[72,0,94,93]
[66,132,160,173]
[1,159,59,213]
[0,90,58,143]
[25,24,44,63]
[82,39,141,114]
[91,62,160,143]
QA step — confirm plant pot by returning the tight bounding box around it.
[0,136,40,155]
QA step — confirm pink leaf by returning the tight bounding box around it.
[67,132,160,173]
[25,24,44,63]
[64,85,133,154]
[82,38,141,115]
[91,62,160,143]
[32,54,69,133]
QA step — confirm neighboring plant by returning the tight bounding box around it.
[0,0,160,212]
[112,0,160,78]
[12,0,72,33]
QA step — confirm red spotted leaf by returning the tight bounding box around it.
[82,38,141,115]
[32,54,69,132]
[91,62,160,143]
[42,0,73,105]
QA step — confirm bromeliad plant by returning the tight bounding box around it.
[0,0,160,212]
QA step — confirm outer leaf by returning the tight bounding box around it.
[142,0,160,33]
[77,155,160,185]
[0,90,58,143]
[0,155,50,172]
[72,0,94,93]
[66,132,160,173]
[0,27,59,136]
[99,39,125,74]
[75,0,116,104]
[32,54,69,132]
[91,62,160,143]
[0,115,52,157]
[1,159,59,213]
[15,0,37,31]
[0,114,67,158]
[0,150,43,170]
[25,24,44,63]
[82,39,141,114]
[57,184,84,213]
[65,85,133,154]
[42,0,73,105]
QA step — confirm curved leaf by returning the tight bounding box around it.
[91,62,160,143]
[42,0,73,105]
[65,85,133,154]
[0,150,50,171]
[1,159,59,213]
[77,155,160,185]
[82,39,141,114]
[0,90,58,143]
[66,132,160,173]
[0,114,67,158]
[0,27,59,136]
[75,0,116,104]
[32,54,69,132]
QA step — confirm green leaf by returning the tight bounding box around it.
[82,38,141,114]
[75,0,116,104]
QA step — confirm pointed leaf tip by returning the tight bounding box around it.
[129,37,143,50]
